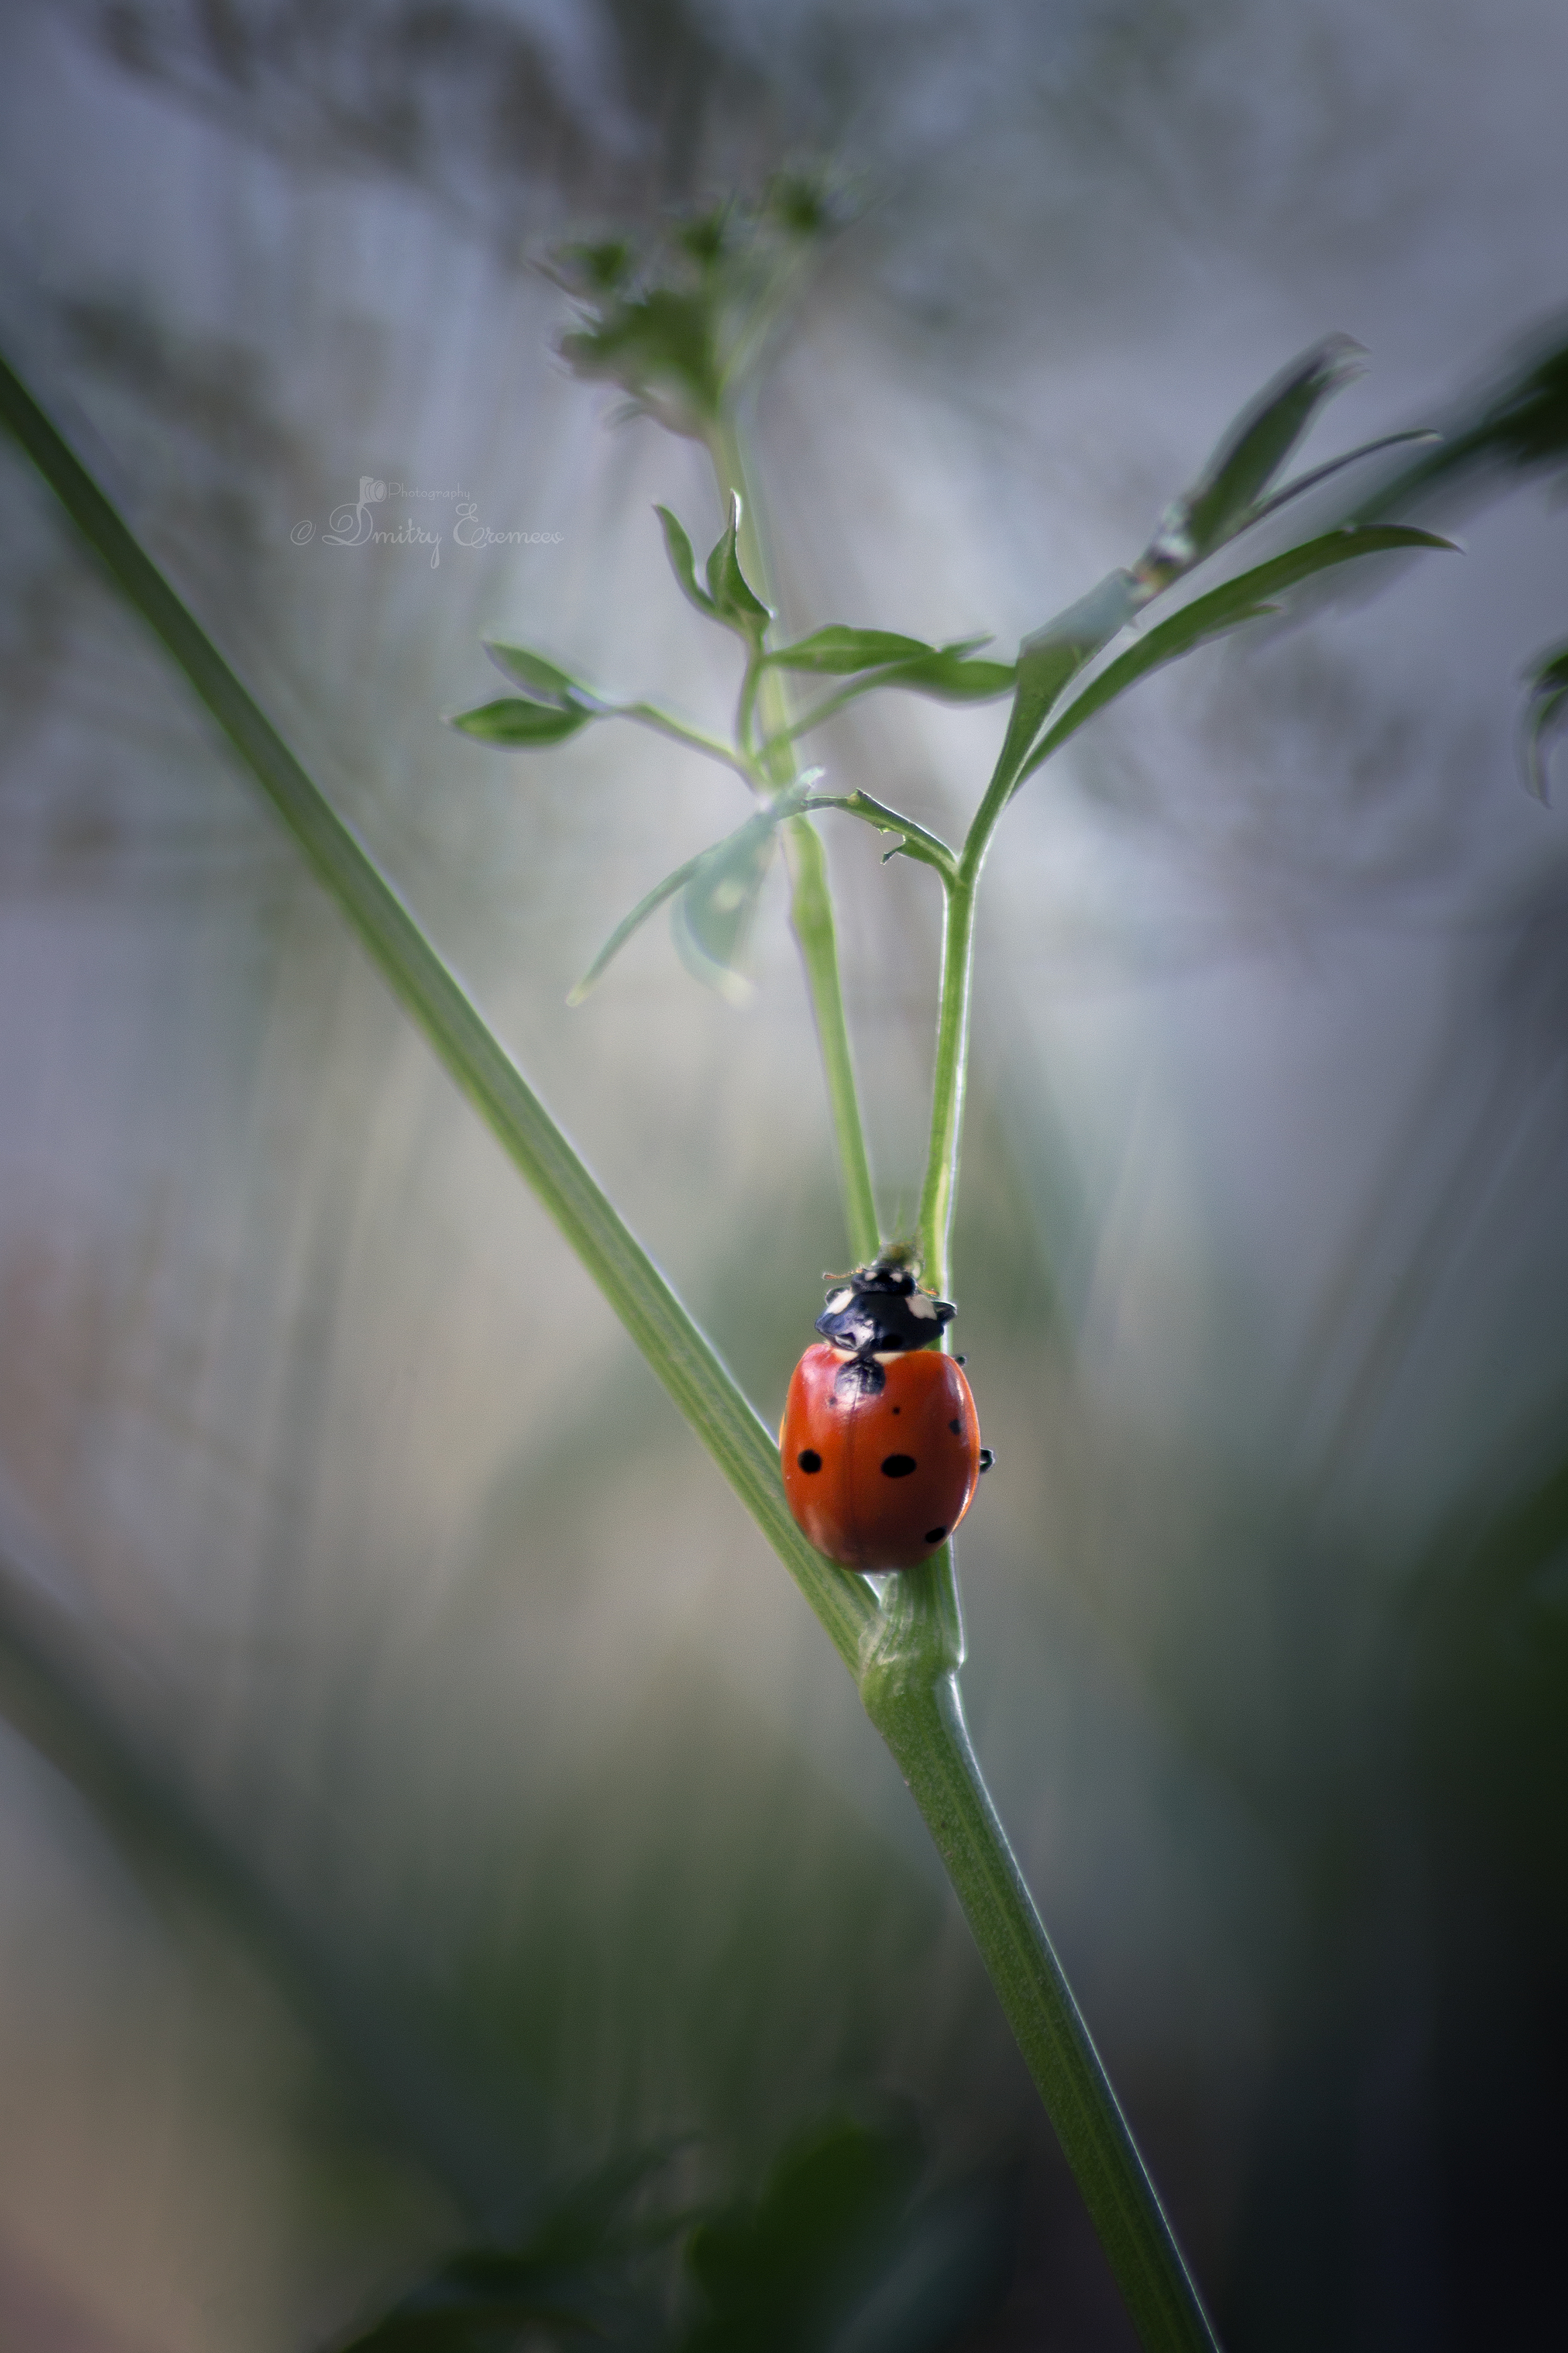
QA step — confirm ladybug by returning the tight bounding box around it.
[780,1257,993,1570]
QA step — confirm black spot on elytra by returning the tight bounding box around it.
[948,1417,963,1437]
[881,1454,917,1479]
[924,1526,946,1545]
[796,1449,823,1474]
[891,1405,901,1414]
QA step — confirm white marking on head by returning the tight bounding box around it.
[824,1287,852,1313]
[908,1291,938,1319]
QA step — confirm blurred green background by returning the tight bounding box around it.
[2,2,1567,2346]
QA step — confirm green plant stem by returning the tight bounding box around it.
[915,744,1025,1295]
[800,791,958,885]
[901,725,1225,2348]
[708,411,880,1266]
[613,701,753,779]
[735,646,764,762]
[0,347,876,1679]
[778,813,879,1267]
[915,875,977,1301]
[862,1646,1218,2353]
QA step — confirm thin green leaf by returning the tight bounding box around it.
[704,494,772,639]
[655,504,718,618]
[483,641,596,705]
[0,346,878,1678]
[449,696,593,748]
[1018,524,1456,789]
[1141,335,1366,584]
[1522,641,1568,802]
[991,571,1141,791]
[765,625,936,675]
[570,779,815,1006]
[567,848,710,1003]
[672,777,813,1003]
[1244,429,1440,530]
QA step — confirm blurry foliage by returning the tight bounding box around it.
[1521,639,1568,802]
[335,2113,1016,2353]
[550,177,845,439]
[88,0,785,242]
[335,2144,683,2351]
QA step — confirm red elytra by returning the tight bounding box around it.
[780,1341,982,1570]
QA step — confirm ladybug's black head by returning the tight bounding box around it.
[815,1257,956,1356]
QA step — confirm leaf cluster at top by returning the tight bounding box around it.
[548,174,844,439]
[449,327,1459,1010]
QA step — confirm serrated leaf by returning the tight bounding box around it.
[766,626,936,675]
[450,696,593,748]
[1143,335,1366,581]
[1522,641,1568,802]
[1017,524,1455,789]
[655,505,718,618]
[483,642,593,705]
[704,495,772,638]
